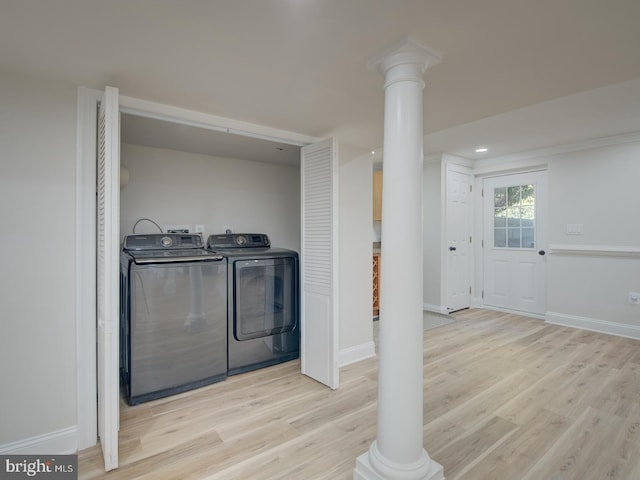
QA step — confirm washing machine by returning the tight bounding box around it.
[120,233,227,405]
[207,233,300,375]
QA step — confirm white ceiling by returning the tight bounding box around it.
[2,0,639,161]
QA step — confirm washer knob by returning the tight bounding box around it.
[161,236,173,247]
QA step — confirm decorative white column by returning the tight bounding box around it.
[354,38,444,480]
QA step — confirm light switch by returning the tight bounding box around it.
[566,224,584,235]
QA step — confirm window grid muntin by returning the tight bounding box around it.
[493,184,535,249]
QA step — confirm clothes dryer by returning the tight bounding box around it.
[207,233,300,375]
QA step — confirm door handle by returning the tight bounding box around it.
[538,250,546,256]
[449,246,457,251]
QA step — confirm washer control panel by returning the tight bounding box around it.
[207,233,270,249]
[123,233,204,251]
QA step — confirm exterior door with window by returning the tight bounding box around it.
[483,171,548,316]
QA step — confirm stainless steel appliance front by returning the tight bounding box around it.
[120,233,227,404]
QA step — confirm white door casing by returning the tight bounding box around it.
[483,171,548,316]
[300,138,339,389]
[445,164,473,312]
[97,86,120,471]
[77,89,325,462]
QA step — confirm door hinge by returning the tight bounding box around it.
[469,184,473,192]
[469,236,472,243]
[482,290,484,299]
[481,188,484,197]
[481,239,484,248]
[469,286,472,294]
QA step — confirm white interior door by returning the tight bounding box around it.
[445,164,473,312]
[483,171,548,316]
[97,86,120,471]
[300,138,339,389]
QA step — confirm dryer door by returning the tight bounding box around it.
[233,257,297,341]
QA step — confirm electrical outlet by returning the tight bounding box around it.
[629,292,640,305]
[164,224,191,234]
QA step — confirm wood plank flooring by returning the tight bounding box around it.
[78,309,640,479]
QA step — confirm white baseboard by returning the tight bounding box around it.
[339,341,376,367]
[545,311,640,340]
[0,426,78,455]
[423,303,449,315]
[481,305,545,320]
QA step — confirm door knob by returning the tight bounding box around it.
[538,250,546,256]
[449,246,457,251]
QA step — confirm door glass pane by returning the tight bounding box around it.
[507,207,521,227]
[494,187,507,208]
[522,228,535,248]
[493,183,535,249]
[508,228,521,247]
[494,208,506,227]
[494,228,507,247]
[234,258,296,341]
[507,186,520,205]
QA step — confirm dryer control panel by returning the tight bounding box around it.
[207,233,270,249]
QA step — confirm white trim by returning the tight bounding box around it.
[300,138,340,389]
[474,161,549,179]
[75,89,330,453]
[442,152,474,169]
[480,305,545,320]
[423,153,442,164]
[473,131,640,177]
[76,87,101,451]
[476,130,640,168]
[96,85,121,472]
[472,297,484,309]
[443,161,474,311]
[0,427,78,455]
[546,311,640,340]
[119,94,321,147]
[549,244,640,257]
[339,341,376,367]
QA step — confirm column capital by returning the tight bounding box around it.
[367,37,442,77]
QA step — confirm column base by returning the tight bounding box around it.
[354,442,444,480]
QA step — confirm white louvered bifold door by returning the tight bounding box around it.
[97,86,120,471]
[300,138,339,389]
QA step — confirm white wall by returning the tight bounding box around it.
[545,140,640,333]
[422,157,443,308]
[0,70,78,449]
[474,138,640,336]
[338,146,375,366]
[122,140,376,366]
[120,143,301,251]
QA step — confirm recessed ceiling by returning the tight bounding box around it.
[121,114,301,166]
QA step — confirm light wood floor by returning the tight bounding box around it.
[78,309,640,479]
